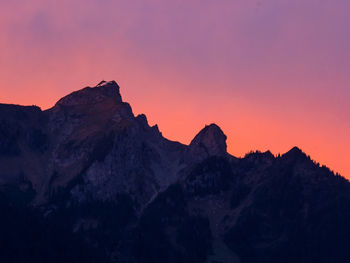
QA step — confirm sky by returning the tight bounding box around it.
[0,0,349,177]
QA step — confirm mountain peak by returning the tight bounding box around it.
[284,146,304,156]
[95,80,118,88]
[189,123,227,158]
[281,146,310,163]
[55,80,122,107]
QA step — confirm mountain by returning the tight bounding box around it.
[0,80,349,263]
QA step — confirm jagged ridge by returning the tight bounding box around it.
[0,80,348,263]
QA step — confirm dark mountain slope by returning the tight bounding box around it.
[0,81,349,263]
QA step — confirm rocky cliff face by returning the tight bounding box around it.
[0,81,349,263]
[0,81,191,208]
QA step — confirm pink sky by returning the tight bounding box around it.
[1,0,349,177]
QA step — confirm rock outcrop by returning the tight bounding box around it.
[189,123,227,160]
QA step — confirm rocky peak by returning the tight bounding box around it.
[55,80,122,107]
[189,123,227,158]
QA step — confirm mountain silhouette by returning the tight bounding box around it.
[0,81,349,263]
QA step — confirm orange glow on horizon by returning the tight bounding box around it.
[1,76,348,179]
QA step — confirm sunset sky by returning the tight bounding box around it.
[1,0,349,177]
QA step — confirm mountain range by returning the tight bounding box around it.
[0,80,349,263]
